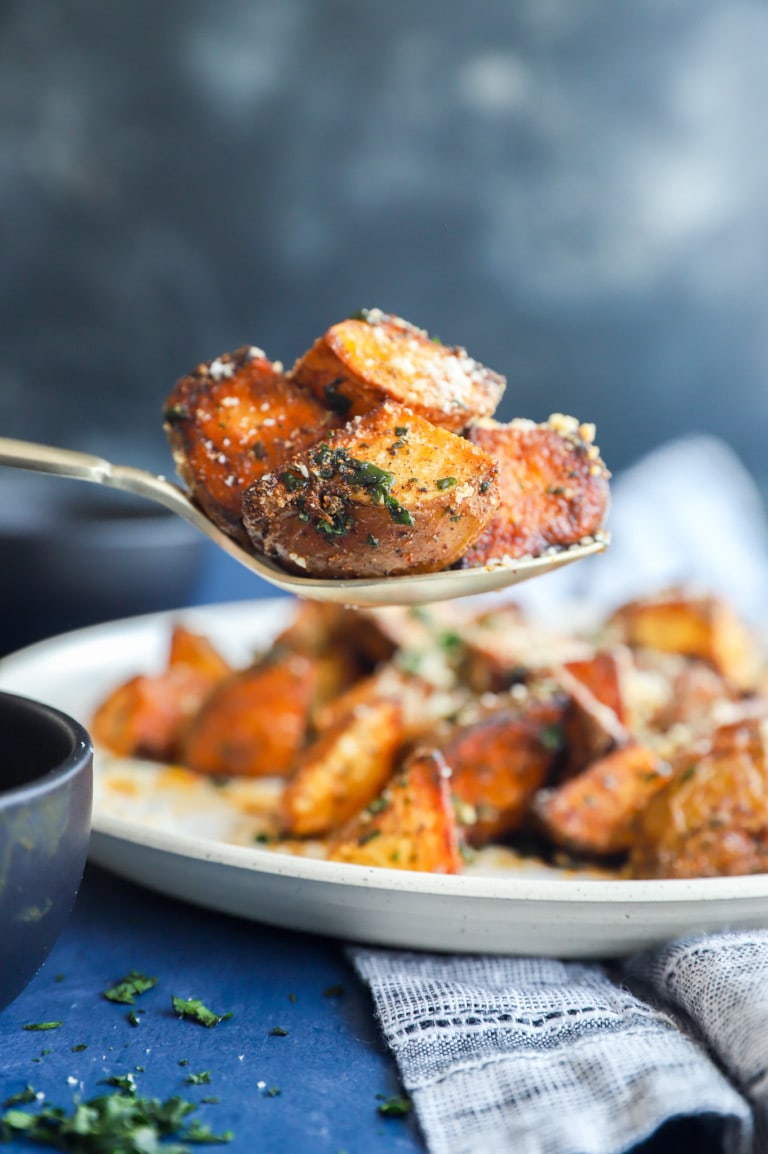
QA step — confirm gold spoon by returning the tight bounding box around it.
[0,436,608,608]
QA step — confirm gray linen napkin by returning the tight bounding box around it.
[348,437,768,1154]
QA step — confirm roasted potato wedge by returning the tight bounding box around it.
[606,589,758,690]
[242,403,500,578]
[444,697,567,846]
[180,651,318,778]
[167,624,233,682]
[459,415,610,566]
[556,657,628,778]
[327,749,463,873]
[164,345,339,541]
[91,623,232,761]
[533,741,669,857]
[630,719,768,878]
[91,667,218,762]
[282,699,404,837]
[290,309,505,432]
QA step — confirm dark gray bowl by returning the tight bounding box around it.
[0,691,92,1010]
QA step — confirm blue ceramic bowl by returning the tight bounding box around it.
[0,691,92,1010]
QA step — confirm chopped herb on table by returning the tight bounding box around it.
[22,1022,62,1032]
[0,1088,233,1149]
[171,996,233,1028]
[103,970,158,1005]
[269,1026,289,1037]
[185,1071,212,1086]
[2,1086,37,1108]
[377,1094,412,1117]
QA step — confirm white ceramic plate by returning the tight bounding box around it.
[3,598,768,959]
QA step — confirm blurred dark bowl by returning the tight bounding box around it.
[0,474,207,655]
[0,690,92,1011]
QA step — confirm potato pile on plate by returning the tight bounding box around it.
[91,587,768,879]
[163,309,610,579]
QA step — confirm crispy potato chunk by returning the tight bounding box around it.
[327,750,462,873]
[607,589,758,690]
[282,699,404,837]
[460,415,610,565]
[556,656,628,777]
[290,309,505,432]
[242,403,500,578]
[167,624,233,682]
[180,652,318,778]
[630,719,768,878]
[444,697,566,847]
[91,624,232,761]
[534,741,668,857]
[164,345,339,540]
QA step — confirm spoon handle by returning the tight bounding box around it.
[0,436,193,517]
[0,437,112,482]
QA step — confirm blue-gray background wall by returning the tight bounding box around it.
[3,0,768,483]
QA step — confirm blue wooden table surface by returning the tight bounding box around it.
[0,863,425,1153]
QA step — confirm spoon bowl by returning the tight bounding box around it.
[0,437,608,608]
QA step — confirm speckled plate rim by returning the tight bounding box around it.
[3,598,768,958]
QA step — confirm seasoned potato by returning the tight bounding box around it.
[163,345,339,540]
[606,589,758,690]
[290,308,505,432]
[282,699,404,837]
[327,749,463,873]
[459,415,610,566]
[180,652,318,778]
[630,719,768,878]
[167,624,233,682]
[534,741,668,857]
[556,657,628,777]
[91,668,217,762]
[241,402,500,578]
[444,697,567,846]
[91,624,232,761]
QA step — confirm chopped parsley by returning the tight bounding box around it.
[377,1095,412,1117]
[307,444,414,530]
[538,724,565,753]
[279,469,307,493]
[22,1022,62,1032]
[2,1086,37,1108]
[101,1073,137,1094]
[323,379,353,415]
[103,970,158,1005]
[269,1026,289,1037]
[1,1089,233,1149]
[185,1071,212,1086]
[265,1086,281,1098]
[436,476,457,490]
[171,996,233,1029]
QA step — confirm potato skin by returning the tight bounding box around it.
[533,741,668,857]
[327,749,463,873]
[282,699,404,837]
[241,403,500,578]
[290,309,505,433]
[91,624,232,761]
[180,652,318,778]
[460,415,610,565]
[164,345,339,541]
[444,698,566,847]
[630,719,768,878]
[606,590,758,690]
